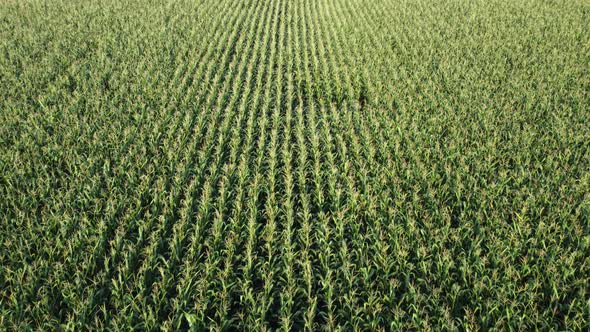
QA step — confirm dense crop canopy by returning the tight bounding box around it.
[1,0,589,330]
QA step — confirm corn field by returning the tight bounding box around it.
[1,0,589,330]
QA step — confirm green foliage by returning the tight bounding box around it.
[1,0,589,330]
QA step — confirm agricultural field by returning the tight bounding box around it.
[1,0,589,330]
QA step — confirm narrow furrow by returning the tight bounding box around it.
[235,0,285,328]
[202,1,285,328]
[262,0,293,328]
[317,2,361,318]
[292,1,319,330]
[78,0,243,326]
[161,1,278,326]
[318,0,375,326]
[118,0,268,328]
[56,3,231,324]
[100,0,258,326]
[120,0,271,330]
[298,0,331,329]
[274,0,305,329]
[236,0,286,328]
[156,0,276,329]
[336,0,401,326]
[303,1,340,329]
